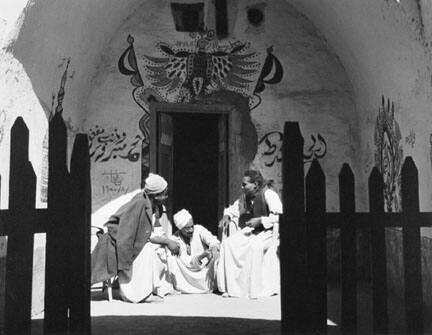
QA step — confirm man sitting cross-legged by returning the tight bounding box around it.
[166,209,220,294]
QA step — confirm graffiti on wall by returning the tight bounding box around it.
[101,169,129,196]
[88,125,141,162]
[118,31,284,183]
[257,130,327,167]
[405,129,415,148]
[374,96,403,212]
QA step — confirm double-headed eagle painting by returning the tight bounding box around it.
[142,33,259,101]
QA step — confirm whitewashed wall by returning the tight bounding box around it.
[85,0,355,213]
[2,0,432,314]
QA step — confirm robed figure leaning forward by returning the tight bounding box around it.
[90,173,180,303]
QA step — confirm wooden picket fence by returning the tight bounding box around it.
[0,114,91,335]
[280,121,432,334]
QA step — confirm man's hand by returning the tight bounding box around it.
[196,250,212,264]
[210,245,220,257]
[245,217,262,229]
[218,215,230,230]
[209,248,220,260]
[167,240,180,256]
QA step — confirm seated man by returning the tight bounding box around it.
[167,209,220,294]
[217,169,282,299]
[91,173,180,303]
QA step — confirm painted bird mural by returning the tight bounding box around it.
[142,38,259,102]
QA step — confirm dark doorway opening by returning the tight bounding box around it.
[172,113,220,235]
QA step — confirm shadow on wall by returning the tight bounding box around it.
[31,315,281,335]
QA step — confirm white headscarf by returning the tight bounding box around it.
[144,173,168,195]
[174,209,192,230]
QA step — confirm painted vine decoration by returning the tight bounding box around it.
[118,35,152,179]
[251,46,284,111]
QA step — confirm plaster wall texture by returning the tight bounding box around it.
[289,0,432,310]
[290,0,432,216]
[86,0,355,213]
[0,0,146,317]
[1,0,432,317]
[1,1,431,217]
[0,0,146,207]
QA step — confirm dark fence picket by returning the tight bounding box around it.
[339,163,357,335]
[369,167,388,334]
[0,115,92,334]
[305,159,327,334]
[69,134,91,334]
[280,122,430,335]
[4,117,36,335]
[281,121,306,334]
[401,157,423,334]
[45,113,72,334]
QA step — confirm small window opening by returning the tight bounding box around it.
[171,3,205,32]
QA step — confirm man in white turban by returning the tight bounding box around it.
[91,173,179,303]
[144,173,168,195]
[166,209,220,294]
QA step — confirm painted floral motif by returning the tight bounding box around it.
[374,96,403,212]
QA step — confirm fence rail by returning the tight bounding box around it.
[281,121,428,335]
[0,114,91,335]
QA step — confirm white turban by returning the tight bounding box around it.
[174,209,192,230]
[144,173,168,195]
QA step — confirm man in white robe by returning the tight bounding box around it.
[167,209,220,294]
[217,170,282,299]
[117,174,179,303]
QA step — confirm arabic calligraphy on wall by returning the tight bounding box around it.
[374,96,403,212]
[88,125,141,163]
[258,131,283,167]
[303,134,327,163]
[258,130,327,167]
